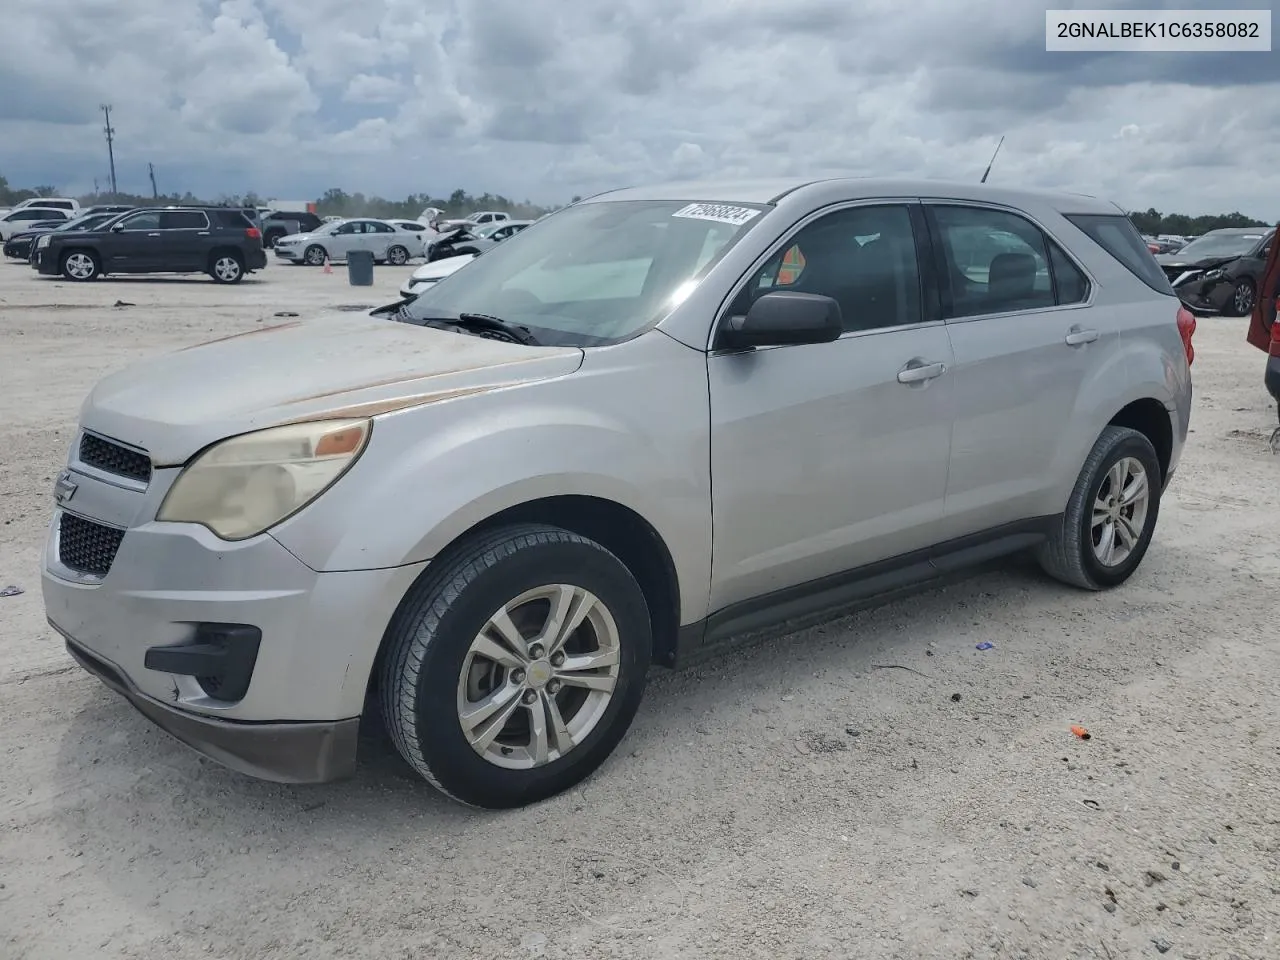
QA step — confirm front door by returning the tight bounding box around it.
[327,221,363,260]
[924,202,1101,540]
[102,209,162,271]
[707,202,955,611]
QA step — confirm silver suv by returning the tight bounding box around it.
[42,179,1194,808]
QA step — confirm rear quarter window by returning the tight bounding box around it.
[1065,213,1173,295]
[211,210,254,229]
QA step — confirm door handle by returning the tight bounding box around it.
[146,232,161,237]
[1065,328,1099,346]
[197,231,210,236]
[897,361,947,384]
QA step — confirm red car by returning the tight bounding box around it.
[1245,225,1280,447]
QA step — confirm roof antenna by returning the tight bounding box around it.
[980,136,1004,184]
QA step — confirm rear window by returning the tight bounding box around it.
[211,210,254,229]
[160,211,209,229]
[1065,214,1173,295]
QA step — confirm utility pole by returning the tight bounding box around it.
[101,104,118,195]
[148,162,158,199]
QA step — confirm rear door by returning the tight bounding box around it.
[365,220,397,258]
[925,202,1101,539]
[158,210,211,271]
[102,209,163,271]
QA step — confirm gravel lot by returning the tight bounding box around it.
[1,259,1278,960]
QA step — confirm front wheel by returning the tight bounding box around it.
[303,244,327,266]
[1038,425,1162,590]
[386,244,409,266]
[1229,278,1255,317]
[379,524,652,809]
[61,250,100,281]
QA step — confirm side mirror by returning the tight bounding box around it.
[110,223,125,232]
[720,291,843,349]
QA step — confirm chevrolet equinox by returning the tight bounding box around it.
[42,178,1194,808]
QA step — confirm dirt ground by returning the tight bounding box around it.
[1,257,1278,960]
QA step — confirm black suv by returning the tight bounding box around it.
[35,206,268,284]
[261,210,324,248]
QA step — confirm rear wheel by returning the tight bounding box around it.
[209,252,244,284]
[379,524,652,809]
[1038,426,1162,590]
[303,245,327,266]
[386,244,409,266]
[61,250,99,281]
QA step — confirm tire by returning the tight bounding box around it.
[386,245,409,266]
[1228,278,1255,317]
[1037,425,1162,590]
[60,249,100,282]
[303,244,327,266]
[379,523,652,809]
[263,230,284,250]
[209,251,244,284]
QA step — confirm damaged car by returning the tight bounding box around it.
[1157,227,1274,316]
[1244,224,1280,448]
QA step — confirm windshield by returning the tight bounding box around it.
[404,199,765,346]
[56,213,111,232]
[1176,232,1266,258]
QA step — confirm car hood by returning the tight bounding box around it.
[409,255,475,282]
[1155,253,1242,271]
[79,312,584,466]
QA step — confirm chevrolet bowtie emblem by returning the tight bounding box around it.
[53,471,78,505]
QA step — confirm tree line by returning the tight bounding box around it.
[1,173,1273,234]
[0,174,559,220]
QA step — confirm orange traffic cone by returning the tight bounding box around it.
[322,257,333,275]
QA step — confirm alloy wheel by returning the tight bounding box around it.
[213,256,241,282]
[64,253,95,280]
[456,584,621,770]
[1234,281,1255,316]
[1091,457,1150,567]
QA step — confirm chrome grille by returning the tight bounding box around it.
[79,433,152,483]
[58,513,126,577]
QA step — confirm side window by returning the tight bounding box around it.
[1048,242,1089,304]
[120,211,162,231]
[335,222,359,235]
[371,222,395,234]
[159,211,208,230]
[931,206,1055,318]
[729,204,923,333]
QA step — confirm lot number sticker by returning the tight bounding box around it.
[672,203,761,227]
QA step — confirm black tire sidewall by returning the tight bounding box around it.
[405,537,651,808]
[1077,431,1161,588]
[1232,278,1255,316]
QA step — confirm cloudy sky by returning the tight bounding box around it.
[3,0,1278,217]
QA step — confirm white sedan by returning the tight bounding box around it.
[399,253,475,299]
[273,218,422,266]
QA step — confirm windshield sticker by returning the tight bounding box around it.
[672,203,761,227]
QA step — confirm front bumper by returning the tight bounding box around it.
[1171,274,1234,315]
[274,246,303,262]
[58,628,359,783]
[41,434,427,780]
[4,240,31,258]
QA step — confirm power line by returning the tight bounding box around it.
[101,104,118,195]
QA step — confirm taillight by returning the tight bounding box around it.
[1176,305,1196,366]
[245,227,261,240]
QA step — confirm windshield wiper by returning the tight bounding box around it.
[451,313,540,345]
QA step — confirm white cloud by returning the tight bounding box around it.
[0,0,1276,217]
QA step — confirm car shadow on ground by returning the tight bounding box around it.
[35,275,270,286]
